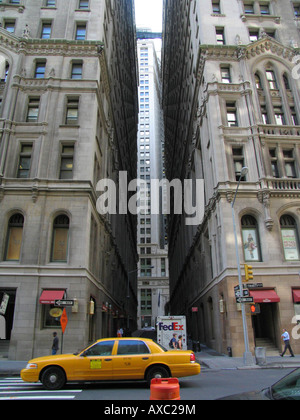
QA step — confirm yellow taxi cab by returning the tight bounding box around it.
[21,337,200,390]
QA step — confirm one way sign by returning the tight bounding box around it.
[54,299,75,307]
[236,297,254,304]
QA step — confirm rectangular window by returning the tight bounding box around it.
[17,144,33,178]
[26,98,40,122]
[244,3,255,14]
[76,24,87,40]
[78,0,89,9]
[283,149,297,178]
[35,62,46,79]
[232,147,246,181]
[71,62,83,79]
[60,145,74,179]
[161,258,166,276]
[46,0,56,6]
[269,148,279,178]
[249,29,259,42]
[274,107,285,126]
[41,22,52,39]
[216,28,225,45]
[221,66,231,83]
[4,20,16,33]
[212,0,221,14]
[266,70,277,90]
[141,289,152,314]
[260,4,270,15]
[227,102,238,127]
[65,98,79,125]
[261,106,269,124]
[291,107,299,126]
[294,3,300,17]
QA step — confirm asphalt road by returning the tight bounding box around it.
[0,368,294,401]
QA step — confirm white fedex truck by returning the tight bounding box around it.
[156,316,187,350]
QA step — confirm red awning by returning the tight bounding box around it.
[293,289,300,303]
[39,290,65,305]
[250,290,280,304]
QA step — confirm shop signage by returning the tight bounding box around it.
[281,229,300,261]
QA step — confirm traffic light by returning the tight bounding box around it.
[244,264,254,282]
[250,304,260,315]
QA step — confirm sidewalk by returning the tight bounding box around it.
[0,360,27,376]
[195,345,300,371]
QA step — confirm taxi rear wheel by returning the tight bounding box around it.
[41,366,66,390]
[146,366,170,384]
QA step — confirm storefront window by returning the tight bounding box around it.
[43,305,63,328]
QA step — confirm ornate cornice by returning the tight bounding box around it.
[197,36,299,82]
[241,36,298,62]
[0,28,104,57]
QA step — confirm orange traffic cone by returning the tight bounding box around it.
[150,378,181,400]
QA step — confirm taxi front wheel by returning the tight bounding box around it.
[41,366,66,390]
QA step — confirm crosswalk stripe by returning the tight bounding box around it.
[0,395,76,400]
[0,390,82,394]
[0,377,82,400]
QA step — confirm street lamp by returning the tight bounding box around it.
[231,167,254,366]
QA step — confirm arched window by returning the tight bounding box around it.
[5,213,24,261]
[280,215,300,261]
[241,215,262,262]
[51,215,70,262]
[266,69,278,90]
[283,74,291,90]
[255,73,263,90]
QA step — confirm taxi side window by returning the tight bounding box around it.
[85,341,115,357]
[117,340,150,355]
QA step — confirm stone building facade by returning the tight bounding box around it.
[0,0,138,360]
[162,0,300,356]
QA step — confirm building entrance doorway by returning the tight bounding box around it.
[252,303,280,351]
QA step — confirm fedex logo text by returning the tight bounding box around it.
[158,322,184,331]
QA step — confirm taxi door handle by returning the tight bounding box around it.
[104,358,112,362]
[142,357,149,360]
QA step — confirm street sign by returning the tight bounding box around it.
[55,299,75,307]
[235,289,250,298]
[244,283,264,289]
[236,297,254,304]
[60,308,68,334]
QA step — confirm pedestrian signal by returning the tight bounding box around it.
[250,304,260,315]
[244,264,254,282]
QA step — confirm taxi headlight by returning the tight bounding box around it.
[26,363,38,369]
